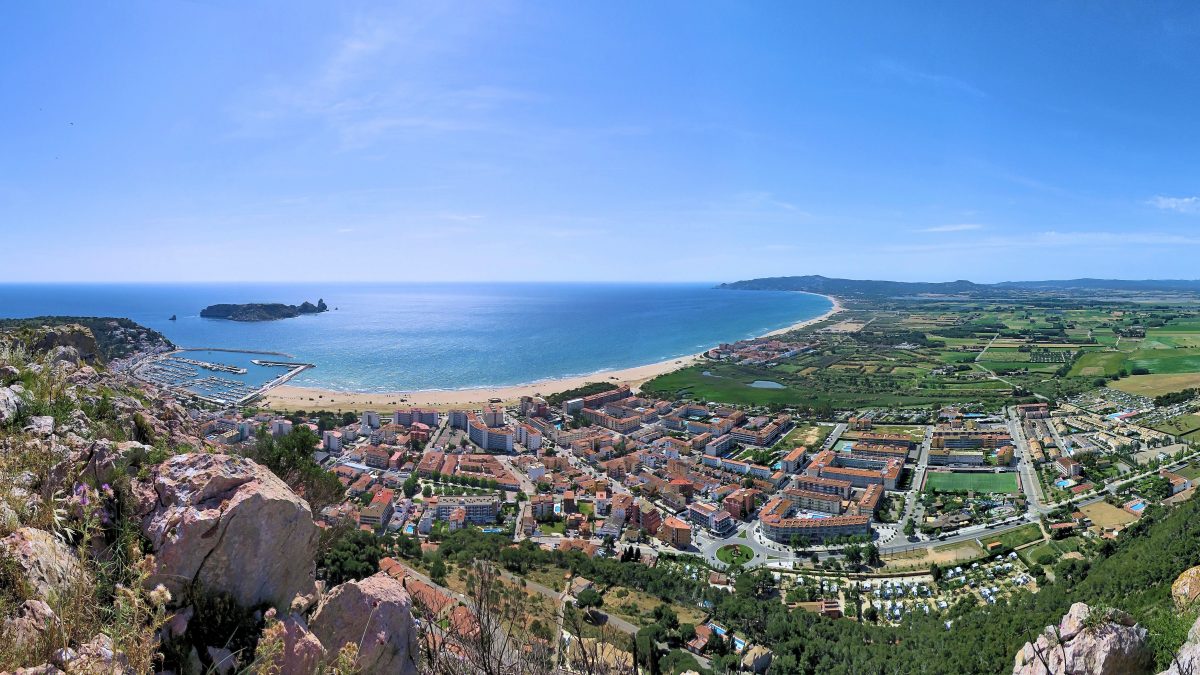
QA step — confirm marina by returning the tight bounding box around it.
[133,348,313,407]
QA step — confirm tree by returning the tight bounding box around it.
[402,474,420,498]
[930,563,942,583]
[246,427,344,511]
[429,555,448,585]
[318,528,384,586]
[903,518,916,537]
[844,544,863,567]
[652,604,679,632]
[864,543,881,567]
[576,588,604,617]
[422,484,433,498]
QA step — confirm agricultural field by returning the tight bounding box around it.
[1110,373,1200,398]
[1069,351,1127,377]
[923,471,1019,495]
[642,301,1200,409]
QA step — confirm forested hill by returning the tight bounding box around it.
[718,274,1200,298]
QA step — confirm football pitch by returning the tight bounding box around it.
[924,471,1019,494]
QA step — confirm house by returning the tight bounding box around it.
[741,645,773,673]
[687,624,712,655]
[568,576,594,598]
[1160,469,1191,495]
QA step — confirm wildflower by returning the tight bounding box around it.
[149,584,172,607]
[101,483,114,498]
[264,607,277,621]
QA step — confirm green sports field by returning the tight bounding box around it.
[924,471,1019,494]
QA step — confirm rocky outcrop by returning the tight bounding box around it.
[0,527,86,601]
[1013,603,1152,675]
[32,325,98,365]
[134,453,319,611]
[310,573,418,675]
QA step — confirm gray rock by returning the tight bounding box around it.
[23,415,55,437]
[206,646,237,675]
[0,386,23,426]
[0,527,87,601]
[2,600,59,652]
[1013,603,1151,675]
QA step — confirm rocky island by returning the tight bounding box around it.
[200,299,328,322]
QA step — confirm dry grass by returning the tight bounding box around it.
[1080,502,1139,530]
[603,585,705,628]
[1110,373,1200,397]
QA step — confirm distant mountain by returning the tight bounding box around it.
[200,298,328,322]
[718,275,1200,298]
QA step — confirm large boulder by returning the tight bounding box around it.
[0,527,86,601]
[2,600,59,652]
[0,386,23,426]
[134,453,319,611]
[261,613,327,675]
[1013,603,1152,675]
[310,573,419,675]
[1173,566,1200,610]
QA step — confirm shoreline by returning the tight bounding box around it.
[262,293,842,412]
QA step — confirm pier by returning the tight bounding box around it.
[131,348,313,407]
[171,356,247,374]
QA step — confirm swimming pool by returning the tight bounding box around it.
[1129,501,1146,512]
[1054,479,1075,489]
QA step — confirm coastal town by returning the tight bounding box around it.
[11,290,1200,674]
[185,306,1200,673]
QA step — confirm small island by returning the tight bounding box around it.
[200,299,328,322]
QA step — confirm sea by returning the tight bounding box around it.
[0,283,831,392]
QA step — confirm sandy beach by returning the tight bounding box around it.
[262,294,841,413]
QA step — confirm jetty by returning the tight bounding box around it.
[131,347,313,407]
[172,356,247,374]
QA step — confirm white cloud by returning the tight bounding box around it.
[1148,195,1200,214]
[232,6,528,148]
[886,230,1200,254]
[917,223,984,233]
[878,60,987,99]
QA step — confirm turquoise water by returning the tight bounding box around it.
[0,283,830,392]
[748,380,785,389]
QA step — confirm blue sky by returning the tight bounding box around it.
[4,2,1200,283]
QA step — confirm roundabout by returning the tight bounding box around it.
[715,543,755,566]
